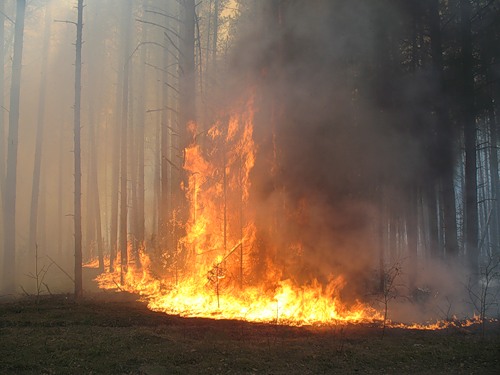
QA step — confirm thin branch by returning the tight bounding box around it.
[54,19,77,26]
[20,286,31,297]
[144,9,181,23]
[113,279,125,291]
[0,10,15,24]
[43,282,53,296]
[46,255,75,283]
[165,81,180,94]
[164,31,184,59]
[163,157,181,171]
[136,18,182,41]
[128,41,165,62]
[145,61,177,73]
[146,106,179,115]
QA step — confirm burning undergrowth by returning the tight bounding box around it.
[93,96,486,330]
[95,97,386,326]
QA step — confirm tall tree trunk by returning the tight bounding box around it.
[137,49,146,258]
[88,108,104,271]
[74,0,84,298]
[136,20,147,256]
[29,3,52,255]
[170,0,196,259]
[0,0,5,199]
[460,0,479,274]
[2,0,26,293]
[109,4,129,273]
[119,0,133,284]
[57,125,64,258]
[480,31,500,257]
[109,93,120,271]
[160,26,171,249]
[407,188,419,289]
[212,0,218,79]
[488,99,499,256]
[428,0,459,258]
[179,0,196,148]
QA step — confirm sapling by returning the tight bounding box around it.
[466,254,500,338]
[377,261,404,338]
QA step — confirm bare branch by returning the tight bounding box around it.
[164,31,184,59]
[146,106,179,115]
[163,157,181,171]
[136,18,182,41]
[165,81,180,94]
[144,9,181,23]
[47,255,75,283]
[0,10,15,24]
[54,19,77,26]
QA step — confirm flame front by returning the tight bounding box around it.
[96,98,382,326]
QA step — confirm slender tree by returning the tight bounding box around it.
[109,4,127,273]
[119,0,133,284]
[179,0,196,147]
[29,3,52,255]
[88,108,104,271]
[74,0,84,298]
[2,0,26,293]
[160,17,171,249]
[136,18,147,254]
[0,0,5,198]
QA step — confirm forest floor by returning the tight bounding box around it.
[0,272,499,374]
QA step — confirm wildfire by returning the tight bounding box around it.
[92,98,482,329]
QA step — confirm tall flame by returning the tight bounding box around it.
[96,98,384,325]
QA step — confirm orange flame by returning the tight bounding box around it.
[93,97,482,329]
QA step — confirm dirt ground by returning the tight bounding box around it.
[0,289,499,375]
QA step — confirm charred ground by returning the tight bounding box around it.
[0,292,499,375]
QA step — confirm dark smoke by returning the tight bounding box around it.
[226,0,455,302]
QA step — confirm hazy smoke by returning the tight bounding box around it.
[225,0,459,306]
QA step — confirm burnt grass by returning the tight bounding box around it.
[0,293,499,375]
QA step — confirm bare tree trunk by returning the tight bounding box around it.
[119,0,133,284]
[212,0,218,85]
[153,74,161,244]
[0,0,5,199]
[407,188,418,289]
[74,0,84,298]
[378,198,386,293]
[136,21,147,256]
[461,0,479,274]
[57,126,64,258]
[109,5,128,273]
[179,0,196,148]
[109,94,120,272]
[128,59,139,266]
[29,3,52,255]
[160,26,171,249]
[488,101,499,256]
[2,0,26,293]
[88,108,104,271]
